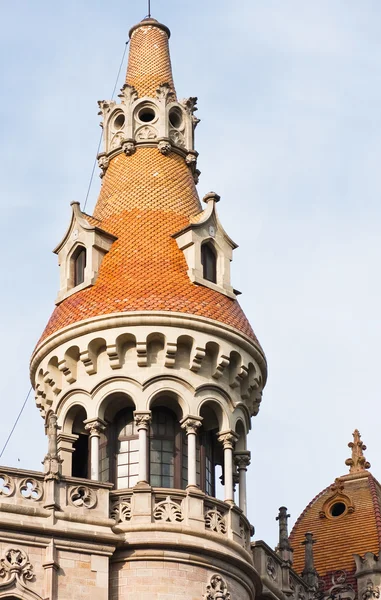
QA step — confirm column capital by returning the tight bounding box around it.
[84,418,106,437]
[234,451,251,470]
[218,430,239,450]
[134,410,152,431]
[180,415,203,435]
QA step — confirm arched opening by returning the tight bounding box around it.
[199,402,224,497]
[73,246,86,287]
[71,406,89,478]
[98,393,137,485]
[201,242,217,283]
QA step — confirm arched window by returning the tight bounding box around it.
[150,408,178,488]
[115,410,139,489]
[73,246,86,286]
[201,242,217,283]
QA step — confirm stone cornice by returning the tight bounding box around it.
[30,311,267,382]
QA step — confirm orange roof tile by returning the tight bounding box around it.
[126,18,176,99]
[38,149,258,346]
[290,472,381,577]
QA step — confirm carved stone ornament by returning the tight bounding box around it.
[156,82,176,104]
[19,478,43,501]
[204,574,231,600]
[98,154,109,177]
[158,139,172,155]
[110,496,132,523]
[0,547,34,587]
[153,496,183,523]
[136,126,156,141]
[0,473,15,497]
[134,412,152,430]
[69,485,97,509]
[326,570,355,600]
[217,432,238,450]
[181,417,202,436]
[122,138,136,156]
[266,556,277,580]
[169,129,185,148]
[118,83,138,105]
[363,580,380,600]
[204,508,227,534]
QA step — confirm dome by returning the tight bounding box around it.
[290,431,381,584]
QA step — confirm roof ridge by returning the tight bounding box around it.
[368,473,381,547]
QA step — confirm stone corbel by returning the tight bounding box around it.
[122,138,136,156]
[107,343,122,369]
[164,341,178,368]
[136,341,147,366]
[190,346,206,372]
[158,138,172,155]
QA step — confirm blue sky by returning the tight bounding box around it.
[1,0,381,548]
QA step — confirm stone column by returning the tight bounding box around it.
[84,419,106,481]
[234,451,251,515]
[181,416,203,488]
[218,431,238,503]
[134,411,152,484]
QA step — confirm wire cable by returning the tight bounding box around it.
[0,31,135,457]
[0,386,32,459]
[83,39,130,211]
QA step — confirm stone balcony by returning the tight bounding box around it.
[0,466,252,561]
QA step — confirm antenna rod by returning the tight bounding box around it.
[148,0,151,17]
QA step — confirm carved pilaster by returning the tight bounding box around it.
[84,418,106,438]
[218,431,239,450]
[180,416,203,436]
[134,411,152,431]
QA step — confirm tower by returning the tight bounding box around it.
[0,15,268,600]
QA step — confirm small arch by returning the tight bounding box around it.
[235,419,247,451]
[63,404,89,478]
[198,341,219,378]
[87,337,107,373]
[229,350,242,386]
[147,333,165,366]
[201,241,217,283]
[46,356,62,394]
[115,333,137,368]
[64,345,80,381]
[174,335,193,369]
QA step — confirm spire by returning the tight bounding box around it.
[345,429,371,474]
[126,18,176,98]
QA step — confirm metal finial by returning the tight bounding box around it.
[148,0,151,17]
[345,429,371,474]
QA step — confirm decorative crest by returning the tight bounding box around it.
[345,430,371,474]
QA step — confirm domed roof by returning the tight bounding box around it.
[290,431,381,579]
[36,18,261,350]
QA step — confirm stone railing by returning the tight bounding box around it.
[109,486,253,553]
[252,541,312,600]
[0,466,112,522]
[0,467,252,555]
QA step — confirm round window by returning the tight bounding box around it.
[330,502,346,517]
[169,108,183,129]
[113,113,125,130]
[138,107,156,123]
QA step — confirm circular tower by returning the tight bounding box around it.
[30,16,267,600]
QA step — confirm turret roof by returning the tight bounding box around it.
[37,18,261,349]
